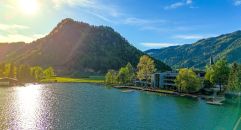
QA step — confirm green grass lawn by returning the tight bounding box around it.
[41,76,105,83]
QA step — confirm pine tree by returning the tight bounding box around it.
[228,63,241,92]
[0,63,4,77]
[9,63,16,78]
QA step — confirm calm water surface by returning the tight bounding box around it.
[0,83,240,130]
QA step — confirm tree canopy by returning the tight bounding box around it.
[175,68,202,93]
[105,70,118,84]
[227,63,241,92]
[205,59,230,91]
[137,55,156,82]
[105,63,135,85]
[0,63,55,82]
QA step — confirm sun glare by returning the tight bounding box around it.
[18,0,39,15]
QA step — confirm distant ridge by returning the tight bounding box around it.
[146,30,241,69]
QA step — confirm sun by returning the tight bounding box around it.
[18,0,39,15]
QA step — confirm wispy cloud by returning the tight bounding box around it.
[51,0,94,8]
[174,34,216,40]
[0,23,29,31]
[174,34,204,40]
[0,34,46,43]
[141,42,179,48]
[124,17,166,26]
[164,0,193,10]
[122,17,171,33]
[234,0,241,6]
[50,0,122,22]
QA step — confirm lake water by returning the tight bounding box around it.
[0,83,240,130]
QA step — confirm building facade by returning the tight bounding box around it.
[151,71,178,90]
[151,70,205,90]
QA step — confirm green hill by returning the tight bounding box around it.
[0,18,171,76]
[146,30,241,69]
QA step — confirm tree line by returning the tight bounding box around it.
[205,59,241,92]
[106,56,241,94]
[105,55,156,86]
[175,59,241,93]
[0,63,55,82]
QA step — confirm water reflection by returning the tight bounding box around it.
[0,83,241,129]
[13,84,43,129]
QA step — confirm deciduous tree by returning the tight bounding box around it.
[31,66,44,81]
[44,67,55,79]
[137,55,156,87]
[205,59,230,92]
[175,68,202,93]
[105,70,118,84]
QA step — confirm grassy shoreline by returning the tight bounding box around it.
[40,76,104,83]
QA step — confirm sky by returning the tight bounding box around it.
[0,0,241,51]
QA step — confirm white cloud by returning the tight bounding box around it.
[234,0,241,6]
[165,2,184,9]
[0,34,46,43]
[124,17,166,26]
[141,42,179,48]
[0,23,29,31]
[165,0,193,10]
[51,0,94,8]
[174,34,216,40]
[186,0,193,4]
[50,0,122,20]
[174,34,205,40]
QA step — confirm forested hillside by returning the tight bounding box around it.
[146,30,241,69]
[0,18,171,76]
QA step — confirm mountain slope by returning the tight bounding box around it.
[146,30,241,69]
[0,18,171,76]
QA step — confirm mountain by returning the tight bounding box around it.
[146,30,241,69]
[0,18,171,76]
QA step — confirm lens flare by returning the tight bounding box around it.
[18,0,39,15]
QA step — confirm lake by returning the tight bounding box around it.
[0,83,240,130]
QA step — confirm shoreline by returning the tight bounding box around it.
[2,82,227,105]
[113,86,229,103]
[113,86,199,99]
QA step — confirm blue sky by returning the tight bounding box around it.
[0,0,241,50]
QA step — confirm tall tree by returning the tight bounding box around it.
[175,68,202,93]
[125,63,135,83]
[205,65,214,85]
[117,67,128,84]
[137,55,156,87]
[9,63,16,78]
[17,64,32,82]
[105,70,118,84]
[205,59,230,92]
[228,63,241,92]
[31,66,44,81]
[44,67,55,79]
[3,64,11,77]
[0,63,4,77]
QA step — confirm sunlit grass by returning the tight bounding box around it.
[40,76,104,83]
